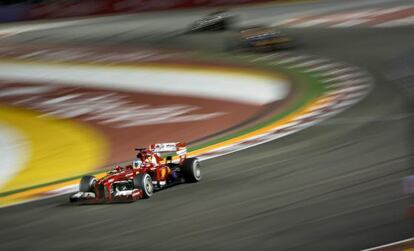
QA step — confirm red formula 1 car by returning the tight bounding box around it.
[69,142,201,203]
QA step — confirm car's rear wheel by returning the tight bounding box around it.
[182,158,201,182]
[133,173,153,198]
[79,175,96,192]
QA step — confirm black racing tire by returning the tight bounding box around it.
[133,173,153,198]
[182,158,201,183]
[79,175,96,192]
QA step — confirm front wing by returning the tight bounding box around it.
[69,189,143,204]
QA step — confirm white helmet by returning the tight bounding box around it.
[133,159,142,168]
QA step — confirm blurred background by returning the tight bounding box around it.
[0,0,413,250]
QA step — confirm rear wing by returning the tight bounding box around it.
[148,142,187,157]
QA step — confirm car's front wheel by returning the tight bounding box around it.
[133,173,154,198]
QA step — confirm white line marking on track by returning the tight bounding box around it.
[304,63,343,73]
[320,67,357,77]
[324,73,365,83]
[0,86,55,97]
[250,54,278,62]
[288,59,329,69]
[0,124,29,189]
[295,110,324,121]
[277,56,310,64]
[290,19,330,28]
[272,18,299,27]
[361,237,414,251]
[329,19,369,28]
[372,5,414,16]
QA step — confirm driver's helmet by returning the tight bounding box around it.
[133,159,142,168]
[115,165,122,172]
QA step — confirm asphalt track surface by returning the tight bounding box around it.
[1,1,413,250]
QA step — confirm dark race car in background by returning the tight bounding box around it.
[187,12,296,51]
[232,26,295,52]
[69,142,201,203]
[188,10,236,32]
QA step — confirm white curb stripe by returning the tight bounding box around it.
[361,237,414,251]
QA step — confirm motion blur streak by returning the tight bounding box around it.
[0,123,28,188]
[0,0,413,251]
[0,60,288,105]
[0,105,107,199]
